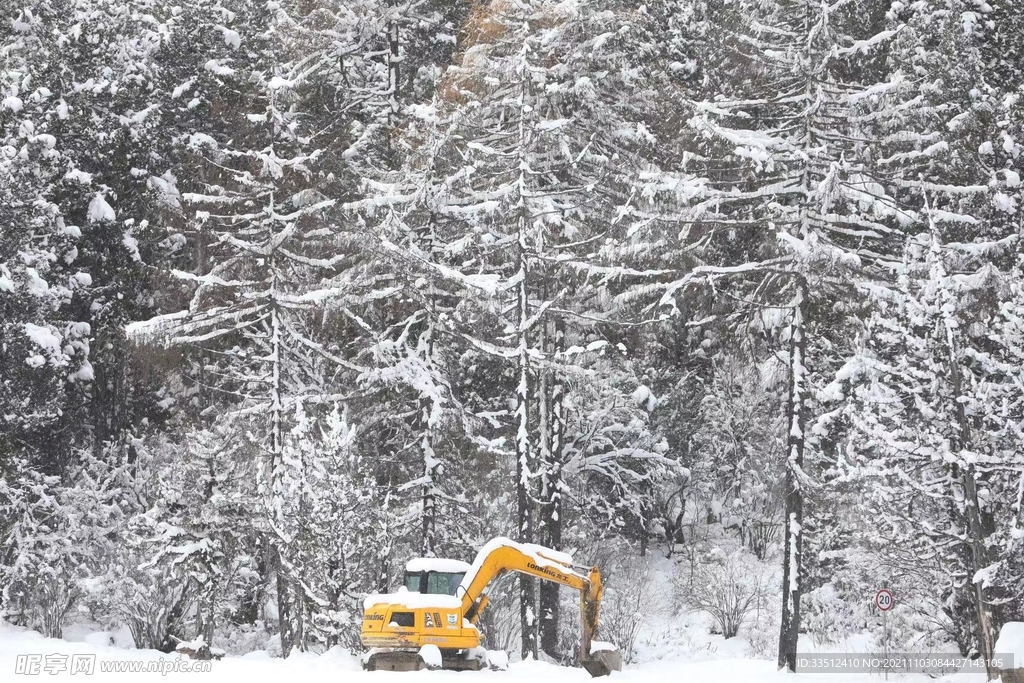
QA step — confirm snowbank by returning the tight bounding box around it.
[1,617,998,683]
[995,622,1024,662]
[418,644,442,668]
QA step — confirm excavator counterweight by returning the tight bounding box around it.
[360,537,622,677]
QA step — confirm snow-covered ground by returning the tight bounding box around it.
[0,619,992,683]
[2,550,1003,683]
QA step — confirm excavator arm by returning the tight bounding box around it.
[456,539,621,676]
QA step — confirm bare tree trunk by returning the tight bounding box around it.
[377,552,390,593]
[778,282,806,672]
[195,450,217,644]
[325,557,342,648]
[273,546,293,658]
[923,206,999,680]
[946,310,997,679]
[515,241,537,660]
[539,315,565,661]
[293,581,305,652]
[421,426,437,557]
[513,14,538,659]
[268,230,293,659]
[420,323,438,557]
[386,0,400,123]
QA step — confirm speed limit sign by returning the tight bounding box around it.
[875,589,894,611]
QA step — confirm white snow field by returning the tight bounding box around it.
[0,620,993,683]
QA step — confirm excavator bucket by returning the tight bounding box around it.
[582,643,622,677]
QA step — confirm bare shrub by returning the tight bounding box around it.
[110,567,193,651]
[477,577,521,656]
[670,536,714,612]
[593,557,651,663]
[743,521,781,562]
[35,580,78,639]
[744,568,781,658]
[745,616,780,659]
[4,576,78,638]
[559,546,657,664]
[677,549,770,639]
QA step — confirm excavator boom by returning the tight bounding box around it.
[456,538,619,674]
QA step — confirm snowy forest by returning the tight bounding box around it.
[1,0,1023,676]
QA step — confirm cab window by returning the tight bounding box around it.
[404,572,423,592]
[426,572,465,595]
[389,611,414,627]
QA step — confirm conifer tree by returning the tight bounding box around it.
[652,0,920,668]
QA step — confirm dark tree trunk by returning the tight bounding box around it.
[386,0,400,122]
[325,557,341,648]
[271,542,293,658]
[421,322,437,557]
[539,316,565,661]
[946,327,998,679]
[377,548,390,593]
[421,430,437,557]
[515,215,537,661]
[293,581,305,652]
[778,284,806,672]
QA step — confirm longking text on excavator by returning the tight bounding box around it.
[360,537,623,677]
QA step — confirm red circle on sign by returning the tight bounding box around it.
[875,589,894,611]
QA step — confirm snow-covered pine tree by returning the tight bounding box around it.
[126,3,352,654]
[132,428,244,647]
[0,37,89,478]
[4,0,208,465]
[850,1,1024,666]
[649,0,928,669]
[689,353,787,559]
[285,403,388,649]
[362,0,682,659]
[0,3,116,477]
[263,0,482,574]
[0,0,191,628]
[839,212,1024,677]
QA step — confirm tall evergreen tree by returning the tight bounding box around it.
[651,0,932,668]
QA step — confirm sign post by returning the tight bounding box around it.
[875,589,895,680]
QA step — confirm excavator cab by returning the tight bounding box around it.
[402,558,469,596]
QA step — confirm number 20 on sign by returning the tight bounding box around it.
[876,589,895,680]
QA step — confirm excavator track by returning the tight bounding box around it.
[363,650,424,672]
[363,649,484,672]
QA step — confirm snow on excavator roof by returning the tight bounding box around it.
[404,558,472,573]
[363,591,463,611]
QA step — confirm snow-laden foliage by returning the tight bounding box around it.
[840,228,1024,664]
[1,0,1022,671]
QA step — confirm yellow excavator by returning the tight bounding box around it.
[360,537,622,677]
